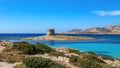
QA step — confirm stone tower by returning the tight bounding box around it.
[47,29,55,36]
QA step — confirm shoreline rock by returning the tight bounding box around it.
[0,40,13,47]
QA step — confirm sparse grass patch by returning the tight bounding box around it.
[0,53,25,63]
[70,56,103,68]
[0,44,25,63]
[82,54,105,63]
[86,51,97,55]
[14,63,27,68]
[99,54,114,60]
[69,49,83,55]
[50,51,65,57]
[51,35,93,40]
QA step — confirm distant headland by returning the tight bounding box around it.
[61,25,120,34]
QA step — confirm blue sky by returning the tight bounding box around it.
[0,0,120,33]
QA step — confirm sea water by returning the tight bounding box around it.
[0,34,120,58]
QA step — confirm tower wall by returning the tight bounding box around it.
[47,29,55,36]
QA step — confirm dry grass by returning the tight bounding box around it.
[51,35,94,40]
[0,53,25,63]
[0,47,25,63]
[14,63,26,68]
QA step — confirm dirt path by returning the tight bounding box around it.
[0,46,14,68]
[0,62,20,68]
[0,46,5,52]
[0,62,13,68]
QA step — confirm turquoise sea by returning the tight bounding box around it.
[0,34,120,58]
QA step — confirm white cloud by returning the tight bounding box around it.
[93,10,120,16]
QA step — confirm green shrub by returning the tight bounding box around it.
[69,49,83,55]
[86,51,97,55]
[99,54,114,60]
[82,60,102,68]
[13,42,55,55]
[14,63,27,68]
[13,42,36,54]
[50,51,65,57]
[23,57,66,68]
[69,56,81,66]
[34,43,55,54]
[82,54,105,63]
[70,56,103,68]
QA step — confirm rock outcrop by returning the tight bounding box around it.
[0,40,13,47]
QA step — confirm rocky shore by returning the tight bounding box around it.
[0,40,13,47]
[0,40,13,52]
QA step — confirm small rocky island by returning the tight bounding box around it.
[22,29,95,40]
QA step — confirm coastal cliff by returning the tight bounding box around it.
[63,25,120,34]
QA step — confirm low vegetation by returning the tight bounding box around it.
[82,54,105,63]
[0,53,24,63]
[51,35,94,40]
[0,41,119,68]
[13,42,64,57]
[69,51,115,68]
[69,48,83,55]
[86,51,97,55]
[15,57,67,68]
[70,56,102,68]
[99,54,114,60]
[0,45,25,63]
[13,42,55,55]
[0,42,64,63]
[22,57,66,68]
[14,63,27,68]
